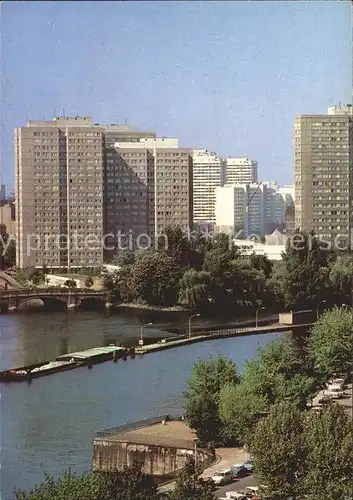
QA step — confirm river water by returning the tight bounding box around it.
[0,309,284,499]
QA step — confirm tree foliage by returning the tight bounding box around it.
[248,403,353,500]
[241,338,316,408]
[169,459,215,500]
[219,382,268,445]
[267,231,332,310]
[85,276,94,289]
[248,403,308,500]
[304,404,353,500]
[0,228,16,269]
[97,226,351,312]
[329,254,353,305]
[178,269,212,309]
[65,279,77,289]
[184,357,239,444]
[130,252,181,306]
[307,307,353,377]
[14,463,158,500]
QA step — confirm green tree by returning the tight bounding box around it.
[65,279,77,289]
[248,253,273,280]
[169,459,215,500]
[85,276,94,289]
[184,357,239,444]
[15,470,108,500]
[248,402,307,500]
[160,225,203,269]
[241,338,316,408]
[112,250,136,267]
[130,252,181,306]
[178,269,211,309]
[267,231,332,310]
[15,463,158,500]
[219,382,268,445]
[304,404,353,500]
[0,228,16,269]
[329,253,353,305]
[101,461,158,500]
[307,307,353,378]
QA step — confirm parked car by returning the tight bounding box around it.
[325,386,345,399]
[211,469,234,485]
[332,378,345,387]
[243,459,254,473]
[319,395,333,404]
[219,492,248,500]
[231,464,248,478]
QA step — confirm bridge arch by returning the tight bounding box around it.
[0,300,8,313]
[17,296,68,311]
[76,296,106,311]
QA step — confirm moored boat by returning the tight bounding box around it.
[0,359,83,382]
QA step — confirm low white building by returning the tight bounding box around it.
[102,264,121,274]
[233,239,285,261]
[45,274,87,288]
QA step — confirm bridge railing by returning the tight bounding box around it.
[0,288,105,296]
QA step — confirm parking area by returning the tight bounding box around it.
[311,382,352,417]
[201,447,248,479]
[200,447,258,499]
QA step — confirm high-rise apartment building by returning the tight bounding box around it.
[215,183,265,237]
[15,117,159,268]
[295,104,353,248]
[192,150,225,224]
[0,185,6,202]
[105,138,192,252]
[0,202,16,236]
[262,182,294,234]
[15,117,105,268]
[225,157,258,184]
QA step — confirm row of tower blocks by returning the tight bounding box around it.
[14,104,352,268]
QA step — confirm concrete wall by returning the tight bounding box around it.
[279,310,314,325]
[93,439,214,479]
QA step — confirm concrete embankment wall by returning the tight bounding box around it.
[93,439,214,479]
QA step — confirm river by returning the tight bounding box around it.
[0,309,284,499]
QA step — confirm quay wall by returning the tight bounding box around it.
[93,416,215,481]
[93,439,214,479]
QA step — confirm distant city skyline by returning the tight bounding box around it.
[1,1,351,188]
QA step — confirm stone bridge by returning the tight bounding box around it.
[0,289,109,312]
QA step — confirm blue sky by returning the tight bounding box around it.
[1,1,351,190]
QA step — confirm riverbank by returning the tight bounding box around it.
[113,302,190,313]
[1,328,283,498]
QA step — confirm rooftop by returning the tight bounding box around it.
[96,419,196,448]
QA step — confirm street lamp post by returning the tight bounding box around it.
[188,314,200,339]
[193,437,199,483]
[139,322,153,346]
[316,300,326,320]
[255,307,265,329]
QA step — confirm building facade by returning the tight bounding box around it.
[215,183,265,237]
[15,117,160,268]
[262,182,294,234]
[0,202,16,236]
[192,149,225,225]
[107,138,193,252]
[294,105,353,248]
[15,117,105,268]
[225,157,258,184]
